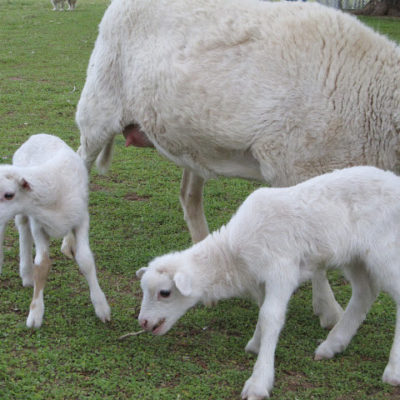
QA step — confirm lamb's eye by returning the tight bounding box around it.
[4,193,14,200]
[159,290,171,298]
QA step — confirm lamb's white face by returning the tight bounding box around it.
[137,255,198,336]
[0,174,19,203]
[0,172,30,224]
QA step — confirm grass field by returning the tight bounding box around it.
[1,1,400,399]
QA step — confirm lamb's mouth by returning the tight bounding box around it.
[152,318,166,335]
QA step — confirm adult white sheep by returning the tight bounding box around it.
[0,134,111,328]
[75,0,400,329]
[137,166,400,399]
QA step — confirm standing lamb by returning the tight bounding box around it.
[137,166,400,399]
[0,134,111,328]
[75,0,400,329]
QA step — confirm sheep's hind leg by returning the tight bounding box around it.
[382,275,400,385]
[73,214,111,322]
[315,261,377,360]
[245,319,262,355]
[383,303,400,385]
[15,215,34,287]
[312,268,344,329]
[179,169,209,243]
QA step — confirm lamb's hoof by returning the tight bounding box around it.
[383,365,400,386]
[96,305,111,323]
[245,339,260,355]
[316,305,344,330]
[314,341,335,360]
[21,276,34,287]
[241,377,271,399]
[61,236,75,259]
[26,311,43,329]
[93,295,111,323]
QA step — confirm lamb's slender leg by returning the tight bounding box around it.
[26,221,51,328]
[383,304,400,385]
[0,223,6,274]
[312,268,344,329]
[61,231,76,259]
[15,215,34,287]
[73,213,111,322]
[246,289,266,355]
[381,265,400,385]
[241,274,297,400]
[315,261,378,360]
[246,319,262,356]
[179,168,209,243]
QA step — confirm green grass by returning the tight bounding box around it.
[1,1,400,398]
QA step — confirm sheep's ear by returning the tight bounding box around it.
[19,178,31,191]
[173,271,192,297]
[136,267,148,279]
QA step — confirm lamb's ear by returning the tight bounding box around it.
[136,267,148,279]
[19,178,31,191]
[173,271,192,297]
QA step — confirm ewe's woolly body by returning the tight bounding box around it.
[78,0,400,185]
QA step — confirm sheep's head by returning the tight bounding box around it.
[136,252,199,336]
[0,170,31,220]
[0,169,31,272]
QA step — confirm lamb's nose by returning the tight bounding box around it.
[140,319,148,330]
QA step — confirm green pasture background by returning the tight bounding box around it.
[1,1,400,398]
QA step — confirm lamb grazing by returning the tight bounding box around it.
[0,134,110,328]
[137,166,400,399]
[75,0,400,330]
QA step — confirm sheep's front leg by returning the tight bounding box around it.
[73,214,111,322]
[15,215,34,287]
[242,279,295,399]
[315,262,377,360]
[179,169,209,243]
[27,223,51,328]
[312,268,344,329]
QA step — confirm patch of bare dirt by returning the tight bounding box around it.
[123,192,151,201]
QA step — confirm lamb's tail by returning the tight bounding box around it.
[95,137,115,175]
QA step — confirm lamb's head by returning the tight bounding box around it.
[136,252,200,336]
[0,168,31,272]
[0,168,31,222]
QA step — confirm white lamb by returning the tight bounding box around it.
[74,0,400,330]
[0,134,110,328]
[137,166,400,399]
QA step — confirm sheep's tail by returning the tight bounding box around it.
[95,137,115,175]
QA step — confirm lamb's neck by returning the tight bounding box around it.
[189,227,249,305]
